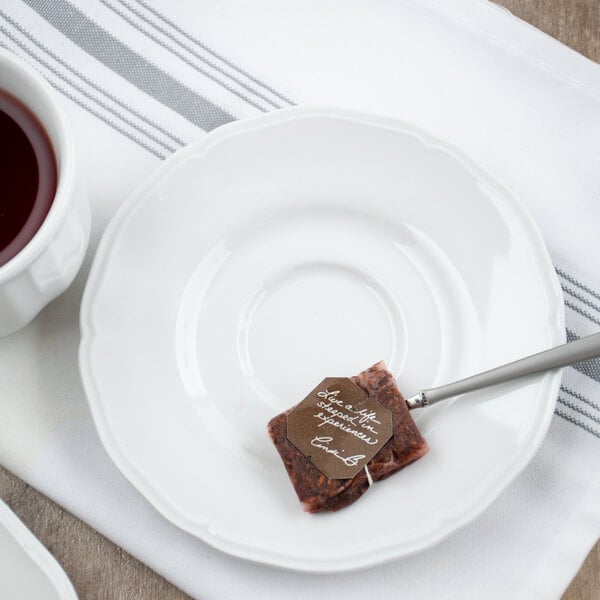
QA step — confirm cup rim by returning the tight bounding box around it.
[0,48,76,284]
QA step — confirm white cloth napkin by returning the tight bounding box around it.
[1,1,600,598]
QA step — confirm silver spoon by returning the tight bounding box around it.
[405,332,600,409]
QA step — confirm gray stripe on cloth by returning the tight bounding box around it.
[566,329,600,384]
[0,23,178,153]
[561,385,600,413]
[100,0,270,112]
[557,396,600,426]
[109,0,283,110]
[22,0,234,131]
[132,0,294,106]
[557,268,600,303]
[0,9,184,146]
[555,409,600,440]
[0,39,166,159]
[561,283,600,315]
[565,300,600,328]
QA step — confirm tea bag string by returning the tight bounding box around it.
[364,465,373,489]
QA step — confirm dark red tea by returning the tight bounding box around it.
[0,89,57,267]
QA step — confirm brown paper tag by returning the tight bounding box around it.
[287,377,393,479]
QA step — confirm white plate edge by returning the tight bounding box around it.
[0,499,78,599]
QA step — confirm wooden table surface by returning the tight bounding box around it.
[1,2,599,599]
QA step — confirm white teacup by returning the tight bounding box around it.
[0,49,90,337]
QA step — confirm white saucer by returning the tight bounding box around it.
[0,499,78,599]
[80,108,564,572]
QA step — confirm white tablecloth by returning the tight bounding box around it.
[1,1,600,598]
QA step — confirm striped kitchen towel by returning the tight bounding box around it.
[1,1,600,599]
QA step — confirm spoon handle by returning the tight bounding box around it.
[406,332,600,409]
